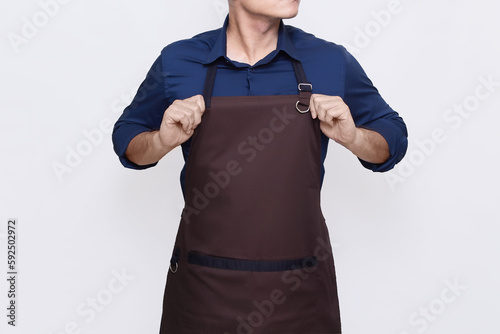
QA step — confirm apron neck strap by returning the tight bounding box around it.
[202,61,220,108]
[292,59,313,114]
[202,58,312,109]
[291,59,310,87]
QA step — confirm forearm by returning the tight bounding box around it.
[125,131,174,166]
[343,127,390,164]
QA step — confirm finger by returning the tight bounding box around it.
[168,104,195,133]
[191,107,203,128]
[194,94,206,114]
[181,107,196,133]
[313,95,339,121]
[315,100,347,123]
[182,99,204,128]
[186,95,206,128]
[312,95,329,121]
[310,94,319,119]
[186,95,205,115]
[323,106,344,123]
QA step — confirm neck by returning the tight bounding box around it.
[226,11,280,66]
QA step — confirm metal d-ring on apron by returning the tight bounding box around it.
[159,58,342,334]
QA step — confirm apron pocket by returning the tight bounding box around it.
[179,251,321,333]
[188,251,317,272]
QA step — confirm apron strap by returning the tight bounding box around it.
[202,61,219,108]
[291,59,309,86]
[202,58,312,111]
[188,252,318,272]
[292,59,313,113]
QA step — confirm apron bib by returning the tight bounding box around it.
[159,59,342,334]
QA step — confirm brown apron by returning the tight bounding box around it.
[159,59,342,334]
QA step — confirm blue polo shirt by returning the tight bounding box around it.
[113,16,408,193]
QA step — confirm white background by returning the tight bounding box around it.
[1,0,499,333]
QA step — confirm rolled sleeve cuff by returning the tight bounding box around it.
[112,123,158,170]
[359,118,408,172]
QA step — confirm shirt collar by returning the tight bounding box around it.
[203,15,301,65]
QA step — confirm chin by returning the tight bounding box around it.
[238,0,301,20]
[281,8,299,19]
[277,1,300,19]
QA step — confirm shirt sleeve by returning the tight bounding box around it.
[342,47,408,172]
[112,55,169,169]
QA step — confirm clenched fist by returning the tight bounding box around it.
[310,94,357,146]
[125,95,205,166]
[309,93,390,164]
[158,94,206,149]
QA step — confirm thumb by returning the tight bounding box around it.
[309,95,317,119]
[189,94,206,113]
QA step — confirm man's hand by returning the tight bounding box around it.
[125,95,205,166]
[310,94,390,164]
[310,94,357,146]
[157,95,206,150]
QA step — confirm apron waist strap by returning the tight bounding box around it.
[188,252,318,272]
